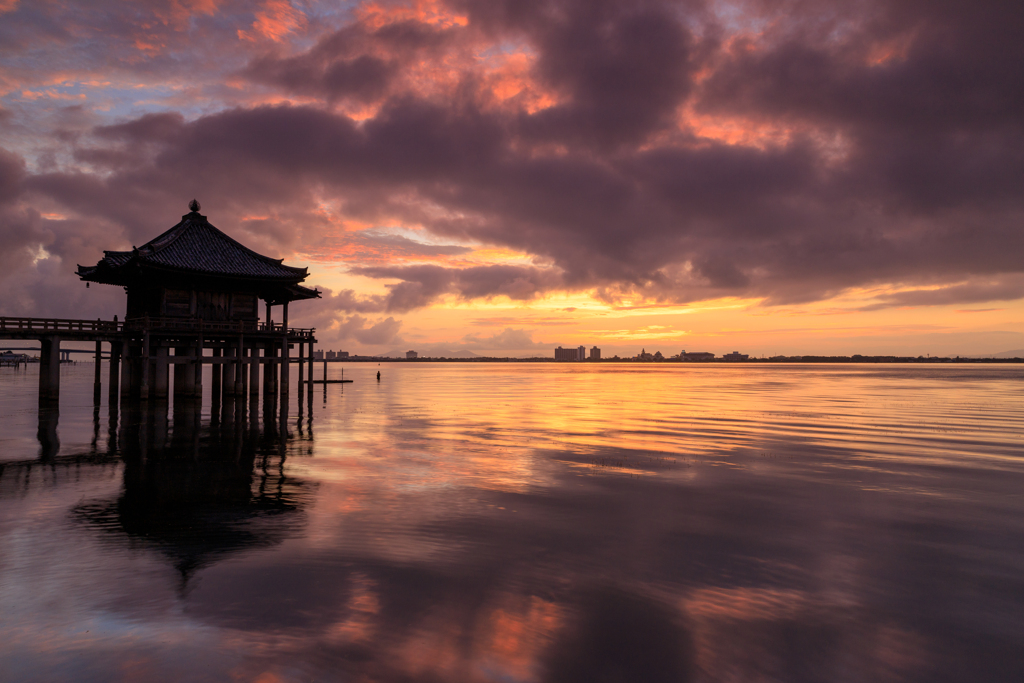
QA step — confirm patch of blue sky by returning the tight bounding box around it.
[364,225,477,249]
[691,0,773,37]
[476,39,534,61]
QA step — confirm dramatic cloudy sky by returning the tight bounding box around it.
[1,0,1022,356]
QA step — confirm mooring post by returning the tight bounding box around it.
[297,340,304,389]
[93,338,102,404]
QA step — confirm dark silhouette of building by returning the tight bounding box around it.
[77,200,318,321]
[67,200,321,405]
[590,346,601,360]
[555,346,585,361]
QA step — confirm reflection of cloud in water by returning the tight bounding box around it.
[3,365,1024,681]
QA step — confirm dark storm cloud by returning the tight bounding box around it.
[4,0,1024,318]
[858,276,1024,312]
[512,0,696,148]
[245,18,459,104]
[352,263,566,311]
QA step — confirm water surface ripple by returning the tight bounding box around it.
[1,363,1023,682]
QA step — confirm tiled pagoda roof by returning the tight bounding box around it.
[79,209,308,281]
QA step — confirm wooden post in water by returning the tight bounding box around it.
[154,346,169,399]
[211,347,222,399]
[235,333,244,397]
[93,338,102,404]
[38,336,61,403]
[223,347,236,397]
[307,340,315,396]
[280,302,290,401]
[140,330,150,400]
[108,339,121,406]
[120,342,133,397]
[249,345,260,399]
[194,329,204,399]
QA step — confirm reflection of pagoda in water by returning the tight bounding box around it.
[73,400,314,587]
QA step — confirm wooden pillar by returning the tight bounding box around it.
[223,347,236,397]
[194,332,204,399]
[173,346,186,397]
[211,347,222,398]
[140,330,151,400]
[308,340,315,395]
[264,344,276,395]
[249,346,260,398]
[241,344,249,398]
[93,339,102,403]
[152,346,169,399]
[280,302,289,400]
[38,336,61,402]
[235,334,244,397]
[297,341,304,388]
[183,344,196,397]
[108,341,121,405]
[121,343,133,397]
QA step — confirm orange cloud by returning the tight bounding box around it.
[357,0,467,31]
[20,89,86,101]
[239,0,307,43]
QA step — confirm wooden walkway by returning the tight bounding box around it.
[0,316,319,406]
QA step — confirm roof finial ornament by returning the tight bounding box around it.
[189,199,201,213]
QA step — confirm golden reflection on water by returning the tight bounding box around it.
[1,362,1024,682]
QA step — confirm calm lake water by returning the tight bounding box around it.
[1,362,1023,682]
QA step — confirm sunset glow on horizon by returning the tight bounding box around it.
[1,0,1022,357]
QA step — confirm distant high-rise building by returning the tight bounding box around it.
[555,346,585,361]
[590,346,601,360]
[722,351,748,361]
[406,350,418,359]
[312,350,324,360]
[326,350,337,360]
[339,351,349,358]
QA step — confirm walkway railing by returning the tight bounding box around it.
[0,316,314,338]
[124,317,315,338]
[0,317,120,332]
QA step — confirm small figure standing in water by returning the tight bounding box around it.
[377,371,381,381]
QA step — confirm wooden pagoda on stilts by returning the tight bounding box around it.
[72,200,320,408]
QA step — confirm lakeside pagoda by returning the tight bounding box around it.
[68,200,321,404]
[78,200,319,323]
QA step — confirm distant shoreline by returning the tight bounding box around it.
[315,356,1024,364]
